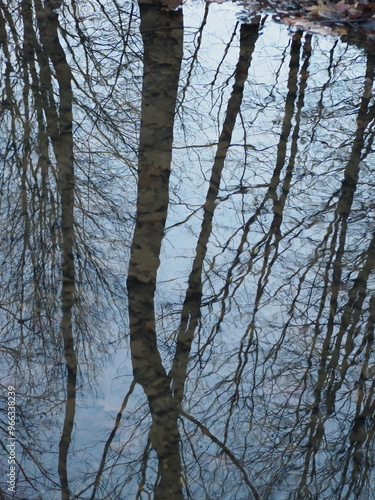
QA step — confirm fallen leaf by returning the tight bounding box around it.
[334,0,350,14]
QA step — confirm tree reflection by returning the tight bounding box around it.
[127,3,184,498]
[0,0,134,497]
[1,1,375,499]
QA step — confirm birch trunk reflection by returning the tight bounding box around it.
[298,55,375,496]
[33,3,77,498]
[10,1,78,497]
[170,20,261,410]
[126,4,184,499]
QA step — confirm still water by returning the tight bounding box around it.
[1,0,375,498]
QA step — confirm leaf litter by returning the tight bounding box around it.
[212,0,375,48]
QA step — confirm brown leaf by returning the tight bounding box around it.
[348,6,363,18]
[334,0,350,14]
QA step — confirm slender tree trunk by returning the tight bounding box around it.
[127,4,184,499]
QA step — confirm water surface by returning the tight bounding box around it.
[0,1,375,498]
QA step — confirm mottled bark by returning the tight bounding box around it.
[33,1,77,497]
[127,4,184,499]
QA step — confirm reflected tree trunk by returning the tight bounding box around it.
[169,20,261,409]
[33,2,77,498]
[295,51,375,499]
[126,3,184,499]
[212,32,309,410]
[127,15,264,498]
